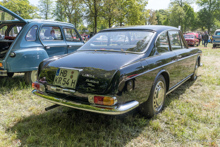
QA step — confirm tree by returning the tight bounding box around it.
[0,0,38,19]
[101,0,118,28]
[182,3,195,32]
[156,10,170,25]
[53,1,67,22]
[169,3,185,29]
[56,0,83,29]
[83,0,102,34]
[197,0,220,33]
[148,10,158,25]
[38,0,54,20]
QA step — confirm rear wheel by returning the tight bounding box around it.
[140,75,166,118]
[24,70,38,84]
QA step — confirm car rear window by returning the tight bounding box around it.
[26,26,38,41]
[79,30,154,53]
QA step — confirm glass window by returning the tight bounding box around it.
[26,26,38,41]
[40,26,63,41]
[64,28,81,42]
[0,10,14,21]
[155,31,170,53]
[168,31,182,50]
[79,31,154,53]
[0,25,7,39]
[8,25,22,37]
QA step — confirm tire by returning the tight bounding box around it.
[7,72,14,77]
[24,70,38,84]
[191,60,198,81]
[140,75,166,118]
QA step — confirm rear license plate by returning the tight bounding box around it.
[53,68,79,89]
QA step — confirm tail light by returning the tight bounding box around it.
[32,82,45,92]
[88,95,117,106]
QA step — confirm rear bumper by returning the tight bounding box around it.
[0,70,7,76]
[32,90,139,115]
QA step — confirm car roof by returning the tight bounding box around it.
[25,19,74,27]
[100,25,179,33]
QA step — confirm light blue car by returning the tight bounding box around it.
[0,6,84,83]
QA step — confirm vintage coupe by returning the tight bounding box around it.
[184,34,199,46]
[32,26,202,117]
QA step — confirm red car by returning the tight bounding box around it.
[184,34,199,46]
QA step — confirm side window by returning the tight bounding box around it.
[26,26,38,41]
[9,25,22,37]
[40,26,63,41]
[155,31,170,53]
[168,31,182,50]
[64,28,81,42]
[0,25,7,39]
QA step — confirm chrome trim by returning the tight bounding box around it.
[59,67,83,71]
[47,85,76,95]
[0,70,7,76]
[32,90,139,115]
[166,74,192,95]
[125,53,198,82]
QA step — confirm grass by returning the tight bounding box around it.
[0,43,220,146]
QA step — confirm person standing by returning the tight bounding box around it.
[203,31,209,47]
[198,33,202,45]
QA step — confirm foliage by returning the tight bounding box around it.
[53,1,67,22]
[38,0,54,20]
[196,0,220,33]
[0,0,38,19]
[148,10,158,25]
[56,0,84,29]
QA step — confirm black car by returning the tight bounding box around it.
[32,25,202,118]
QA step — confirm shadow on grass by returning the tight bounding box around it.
[164,78,196,108]
[7,78,197,146]
[7,107,151,146]
[0,74,29,93]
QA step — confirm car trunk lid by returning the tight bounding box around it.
[39,51,143,94]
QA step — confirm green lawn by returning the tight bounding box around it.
[0,43,219,146]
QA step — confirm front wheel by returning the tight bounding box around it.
[140,75,166,118]
[24,70,38,84]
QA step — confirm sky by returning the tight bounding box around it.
[29,0,198,12]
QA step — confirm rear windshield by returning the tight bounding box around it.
[79,30,154,53]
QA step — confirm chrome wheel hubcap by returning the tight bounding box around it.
[153,81,165,112]
[31,70,38,82]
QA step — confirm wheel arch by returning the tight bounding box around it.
[197,56,201,66]
[154,70,170,92]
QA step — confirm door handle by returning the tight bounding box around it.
[45,46,50,49]
[67,45,72,48]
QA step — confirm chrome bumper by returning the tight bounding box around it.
[32,90,139,115]
[0,70,7,76]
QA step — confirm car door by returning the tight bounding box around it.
[168,30,195,84]
[39,26,67,57]
[142,31,177,89]
[63,27,84,53]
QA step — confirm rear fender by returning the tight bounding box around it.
[6,48,49,72]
